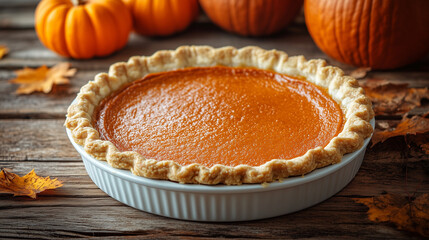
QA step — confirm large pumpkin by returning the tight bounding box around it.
[199,0,303,36]
[35,0,132,59]
[305,0,429,69]
[123,0,199,36]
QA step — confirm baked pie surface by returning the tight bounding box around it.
[65,46,374,185]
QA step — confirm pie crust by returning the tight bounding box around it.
[65,46,374,185]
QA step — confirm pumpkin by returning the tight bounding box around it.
[35,0,132,59]
[304,0,429,69]
[199,0,303,36]
[123,0,199,36]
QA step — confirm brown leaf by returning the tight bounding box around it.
[349,67,371,79]
[0,45,9,59]
[9,62,77,94]
[409,133,429,154]
[0,169,63,199]
[420,143,429,154]
[371,113,429,149]
[375,121,391,131]
[354,193,429,237]
[360,79,429,115]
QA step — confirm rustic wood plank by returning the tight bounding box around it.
[0,196,420,239]
[0,70,96,119]
[0,0,39,8]
[0,7,35,29]
[0,176,422,240]
[0,0,38,29]
[0,119,80,161]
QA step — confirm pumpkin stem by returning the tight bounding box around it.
[71,0,87,6]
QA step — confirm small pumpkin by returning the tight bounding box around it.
[35,0,132,59]
[305,0,429,69]
[199,0,303,36]
[123,0,199,36]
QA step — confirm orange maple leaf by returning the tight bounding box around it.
[0,45,8,59]
[9,62,76,94]
[360,79,429,116]
[371,112,429,151]
[0,169,63,199]
[354,193,429,237]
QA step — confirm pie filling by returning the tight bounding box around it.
[94,66,344,168]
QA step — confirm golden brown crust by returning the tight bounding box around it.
[65,46,374,185]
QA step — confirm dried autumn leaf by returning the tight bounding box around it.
[360,79,429,115]
[409,133,429,154]
[0,45,9,59]
[349,67,371,79]
[420,143,429,154]
[375,121,391,131]
[354,193,429,237]
[0,169,63,199]
[9,62,76,94]
[371,113,429,150]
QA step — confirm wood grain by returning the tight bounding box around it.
[0,2,428,239]
[0,120,80,161]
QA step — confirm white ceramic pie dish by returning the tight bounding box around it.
[66,119,374,222]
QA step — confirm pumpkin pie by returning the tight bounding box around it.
[65,46,374,185]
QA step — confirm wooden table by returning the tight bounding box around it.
[1,2,428,239]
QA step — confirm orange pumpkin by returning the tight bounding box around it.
[199,0,303,36]
[123,0,199,36]
[305,0,429,69]
[35,0,132,59]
